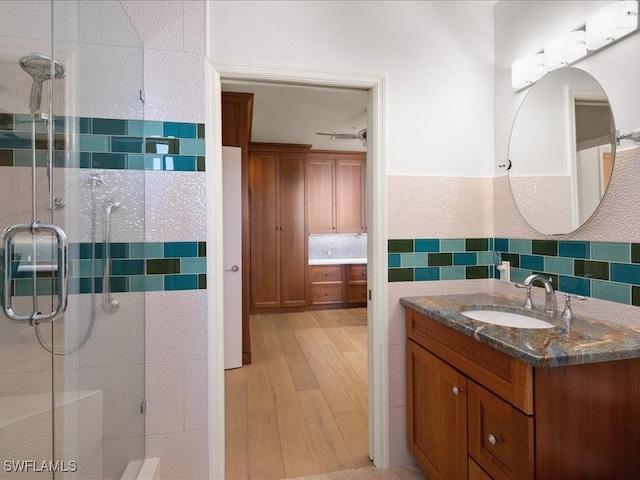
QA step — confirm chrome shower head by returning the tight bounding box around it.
[19,54,65,115]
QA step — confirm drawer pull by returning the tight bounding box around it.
[325,272,329,276]
[488,434,497,445]
[452,386,460,396]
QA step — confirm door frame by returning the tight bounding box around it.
[205,60,388,479]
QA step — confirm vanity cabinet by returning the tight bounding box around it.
[249,143,311,310]
[406,307,640,480]
[306,151,366,234]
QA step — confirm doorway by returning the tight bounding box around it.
[222,80,369,478]
[205,62,388,479]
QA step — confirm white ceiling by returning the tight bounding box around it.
[222,81,368,152]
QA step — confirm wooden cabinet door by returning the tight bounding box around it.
[407,340,468,480]
[336,158,365,233]
[279,153,307,307]
[249,152,279,309]
[306,155,336,233]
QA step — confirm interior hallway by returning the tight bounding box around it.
[225,308,372,479]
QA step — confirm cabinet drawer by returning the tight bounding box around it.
[406,308,533,414]
[311,284,344,304]
[347,264,367,283]
[309,265,343,283]
[468,381,534,480]
[347,285,367,303]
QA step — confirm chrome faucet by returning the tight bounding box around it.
[517,274,557,316]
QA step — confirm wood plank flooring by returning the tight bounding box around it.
[225,308,369,480]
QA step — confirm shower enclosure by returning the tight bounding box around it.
[0,1,145,478]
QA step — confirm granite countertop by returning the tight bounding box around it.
[400,292,640,368]
[309,258,367,265]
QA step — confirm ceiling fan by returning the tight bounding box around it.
[316,128,367,145]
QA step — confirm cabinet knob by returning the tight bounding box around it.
[325,272,329,276]
[452,386,460,396]
[488,434,497,445]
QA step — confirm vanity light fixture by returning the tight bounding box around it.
[511,54,545,89]
[586,0,638,50]
[511,0,639,91]
[543,31,587,72]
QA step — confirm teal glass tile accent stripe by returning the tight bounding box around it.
[11,241,207,296]
[388,238,494,282]
[388,236,640,308]
[494,237,640,308]
[0,115,205,172]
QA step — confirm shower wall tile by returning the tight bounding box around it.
[144,170,207,242]
[0,115,205,172]
[145,290,208,365]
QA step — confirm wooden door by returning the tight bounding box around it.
[278,153,307,307]
[336,157,365,233]
[306,155,336,233]
[407,340,468,480]
[249,151,279,309]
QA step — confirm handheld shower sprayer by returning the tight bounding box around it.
[19,54,65,117]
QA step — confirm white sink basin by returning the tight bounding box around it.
[461,309,555,329]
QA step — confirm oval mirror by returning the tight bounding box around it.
[508,67,616,235]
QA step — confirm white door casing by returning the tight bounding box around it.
[205,59,388,479]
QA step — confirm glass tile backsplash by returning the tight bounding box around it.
[387,237,640,308]
[309,234,367,260]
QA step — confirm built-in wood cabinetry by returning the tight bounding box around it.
[249,143,310,310]
[347,264,367,304]
[308,264,367,307]
[306,151,366,234]
[309,265,344,305]
[405,307,640,480]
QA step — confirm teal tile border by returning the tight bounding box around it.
[388,237,640,308]
[10,241,207,296]
[0,114,205,172]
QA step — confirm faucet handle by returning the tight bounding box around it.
[514,283,533,309]
[561,293,586,320]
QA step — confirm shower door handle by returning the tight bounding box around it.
[2,222,68,325]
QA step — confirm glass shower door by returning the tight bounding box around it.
[1,1,146,478]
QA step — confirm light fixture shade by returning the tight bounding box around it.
[511,54,545,89]
[544,30,587,71]
[586,0,639,51]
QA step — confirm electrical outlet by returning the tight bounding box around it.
[497,260,511,282]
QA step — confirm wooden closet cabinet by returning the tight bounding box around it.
[306,151,366,234]
[249,143,311,310]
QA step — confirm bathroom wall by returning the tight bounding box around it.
[119,2,209,479]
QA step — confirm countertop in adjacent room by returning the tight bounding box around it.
[308,258,367,265]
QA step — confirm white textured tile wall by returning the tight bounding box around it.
[388,175,494,239]
[145,429,208,480]
[144,171,207,242]
[120,0,205,123]
[145,290,208,478]
[55,168,146,244]
[142,49,206,123]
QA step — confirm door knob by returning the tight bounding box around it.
[226,265,239,273]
